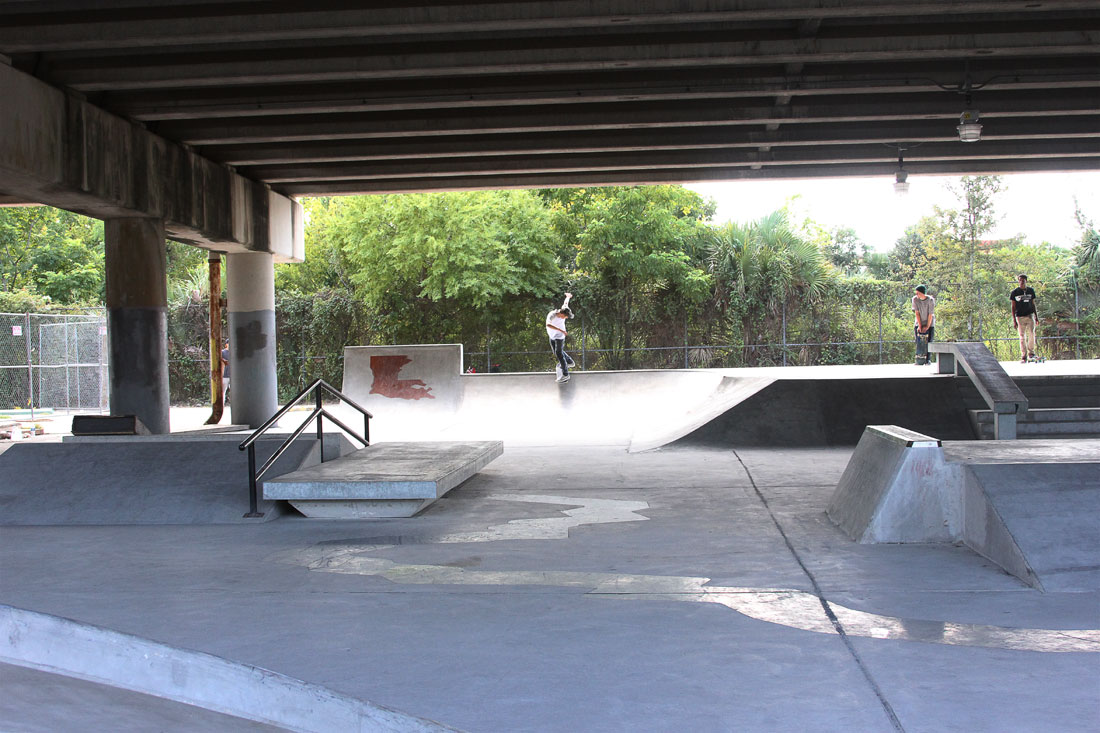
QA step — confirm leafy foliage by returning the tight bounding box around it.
[708,211,832,363]
[544,185,714,367]
[0,207,104,305]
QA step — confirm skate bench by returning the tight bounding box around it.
[929,342,1027,439]
[263,440,503,518]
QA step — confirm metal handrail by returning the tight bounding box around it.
[238,379,372,517]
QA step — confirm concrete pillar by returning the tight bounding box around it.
[104,218,170,434]
[226,251,278,428]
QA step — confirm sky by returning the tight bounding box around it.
[687,171,1100,253]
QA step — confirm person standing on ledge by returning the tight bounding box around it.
[912,284,935,365]
[545,292,575,383]
[1010,274,1039,363]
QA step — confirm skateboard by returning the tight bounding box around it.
[1026,353,1046,363]
[915,332,930,365]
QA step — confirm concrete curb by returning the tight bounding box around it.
[0,604,458,733]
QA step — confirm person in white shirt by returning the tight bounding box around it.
[545,292,575,382]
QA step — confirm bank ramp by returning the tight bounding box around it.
[828,427,1100,591]
[340,344,773,451]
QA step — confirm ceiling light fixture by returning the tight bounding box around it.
[894,150,909,195]
[932,64,989,143]
[957,97,983,143]
[884,143,919,195]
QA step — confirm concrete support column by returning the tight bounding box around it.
[104,219,170,434]
[226,252,278,428]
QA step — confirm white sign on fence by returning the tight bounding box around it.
[12,325,21,336]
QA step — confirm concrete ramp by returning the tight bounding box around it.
[0,434,346,525]
[341,343,772,450]
[828,429,1100,591]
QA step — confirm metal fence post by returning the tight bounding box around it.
[581,319,587,370]
[24,313,34,420]
[1074,270,1080,359]
[781,300,787,367]
[63,318,71,410]
[684,311,689,369]
[877,293,884,364]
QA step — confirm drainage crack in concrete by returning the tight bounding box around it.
[732,450,906,732]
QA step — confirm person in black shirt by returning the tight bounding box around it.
[1010,274,1039,363]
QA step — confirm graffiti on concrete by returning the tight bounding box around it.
[369,355,435,400]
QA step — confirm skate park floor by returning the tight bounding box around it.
[2,415,1098,731]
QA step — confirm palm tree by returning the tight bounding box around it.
[708,211,831,364]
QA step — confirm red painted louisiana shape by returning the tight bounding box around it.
[369,355,435,400]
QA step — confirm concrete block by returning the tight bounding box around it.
[827,426,957,543]
[265,440,503,518]
[71,414,150,436]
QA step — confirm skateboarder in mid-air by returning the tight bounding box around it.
[546,292,575,383]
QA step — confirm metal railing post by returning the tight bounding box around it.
[245,443,262,518]
[315,387,324,463]
[239,378,372,516]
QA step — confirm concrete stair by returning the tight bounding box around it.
[959,375,1100,439]
[970,407,1100,439]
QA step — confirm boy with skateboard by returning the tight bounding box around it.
[546,292,575,382]
[912,284,935,365]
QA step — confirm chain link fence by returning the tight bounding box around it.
[465,335,1099,374]
[4,306,1095,411]
[0,312,109,417]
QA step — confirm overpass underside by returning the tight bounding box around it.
[1,1,1098,430]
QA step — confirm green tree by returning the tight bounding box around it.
[544,186,714,368]
[276,197,359,295]
[935,176,1005,337]
[322,191,562,346]
[708,210,831,364]
[813,224,869,276]
[0,206,105,305]
[887,222,933,282]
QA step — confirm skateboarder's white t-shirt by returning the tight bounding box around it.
[546,310,567,339]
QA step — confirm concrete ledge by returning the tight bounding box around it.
[0,604,454,733]
[828,426,1050,589]
[863,424,942,447]
[265,440,503,518]
[827,425,956,544]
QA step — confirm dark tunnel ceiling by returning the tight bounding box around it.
[2,0,1098,197]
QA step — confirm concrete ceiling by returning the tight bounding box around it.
[2,1,1098,197]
